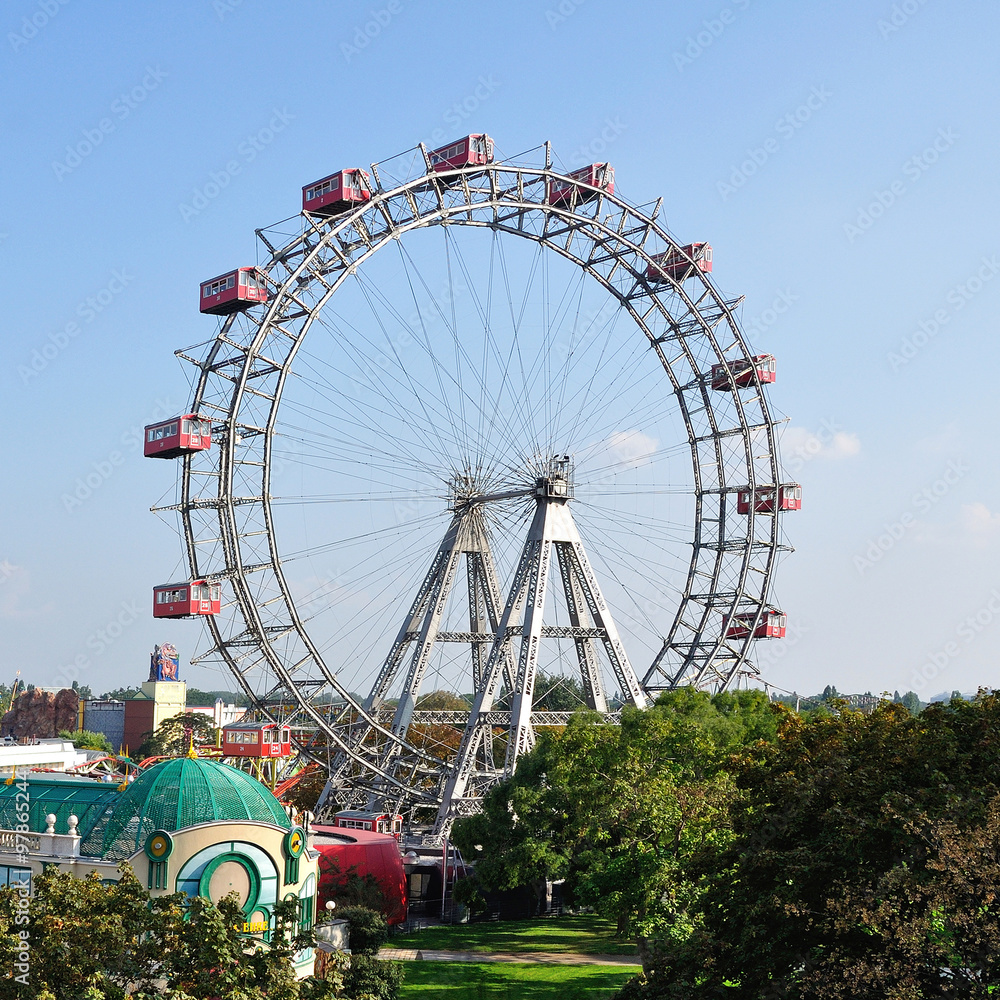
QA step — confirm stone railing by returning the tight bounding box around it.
[0,829,41,852]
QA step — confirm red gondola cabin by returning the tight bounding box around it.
[726,608,787,640]
[548,163,615,205]
[222,722,292,758]
[737,484,802,514]
[144,414,212,459]
[711,354,776,390]
[152,580,221,619]
[302,169,372,216]
[646,243,713,283]
[199,267,268,316]
[333,810,403,840]
[428,134,495,172]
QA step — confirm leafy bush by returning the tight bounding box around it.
[58,729,114,753]
[343,954,403,1000]
[338,906,388,955]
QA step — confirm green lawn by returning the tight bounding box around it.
[392,914,638,956]
[399,961,641,998]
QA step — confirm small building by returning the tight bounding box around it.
[0,757,318,978]
[312,824,407,926]
[0,739,93,776]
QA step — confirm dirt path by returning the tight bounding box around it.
[379,948,640,966]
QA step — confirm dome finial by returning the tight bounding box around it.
[187,735,198,759]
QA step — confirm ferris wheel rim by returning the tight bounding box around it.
[175,147,785,806]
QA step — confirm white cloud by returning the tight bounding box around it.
[961,502,1000,536]
[603,429,658,469]
[782,424,861,464]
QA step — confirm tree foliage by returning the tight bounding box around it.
[136,711,220,760]
[58,729,113,753]
[452,688,779,937]
[622,692,1000,999]
[0,866,375,998]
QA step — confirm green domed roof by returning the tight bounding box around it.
[97,757,291,860]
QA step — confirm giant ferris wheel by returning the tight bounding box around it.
[152,136,795,834]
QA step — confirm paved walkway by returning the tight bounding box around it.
[379,948,640,966]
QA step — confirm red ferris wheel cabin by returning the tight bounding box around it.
[199,267,268,316]
[548,163,615,205]
[711,354,776,391]
[333,810,403,840]
[144,414,212,459]
[428,133,495,172]
[726,607,787,640]
[302,169,372,216]
[737,484,802,514]
[152,580,221,619]
[646,243,713,283]
[222,722,292,758]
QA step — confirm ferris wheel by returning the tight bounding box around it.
[152,136,795,833]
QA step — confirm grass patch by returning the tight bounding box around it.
[392,914,637,956]
[399,960,641,997]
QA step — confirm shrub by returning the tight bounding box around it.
[343,954,403,1000]
[338,905,388,955]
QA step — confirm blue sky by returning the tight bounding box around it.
[2,0,999,703]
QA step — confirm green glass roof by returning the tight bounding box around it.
[98,758,291,860]
[0,774,121,841]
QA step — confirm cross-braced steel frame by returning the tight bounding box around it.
[167,140,787,833]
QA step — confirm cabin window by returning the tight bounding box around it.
[209,584,220,601]
[182,420,192,434]
[704,247,713,262]
[281,728,290,743]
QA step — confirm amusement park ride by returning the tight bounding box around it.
[143,133,799,837]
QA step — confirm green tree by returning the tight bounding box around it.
[136,711,220,760]
[453,688,778,940]
[626,693,1000,998]
[98,686,142,701]
[58,729,114,753]
[0,866,350,999]
[531,670,587,711]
